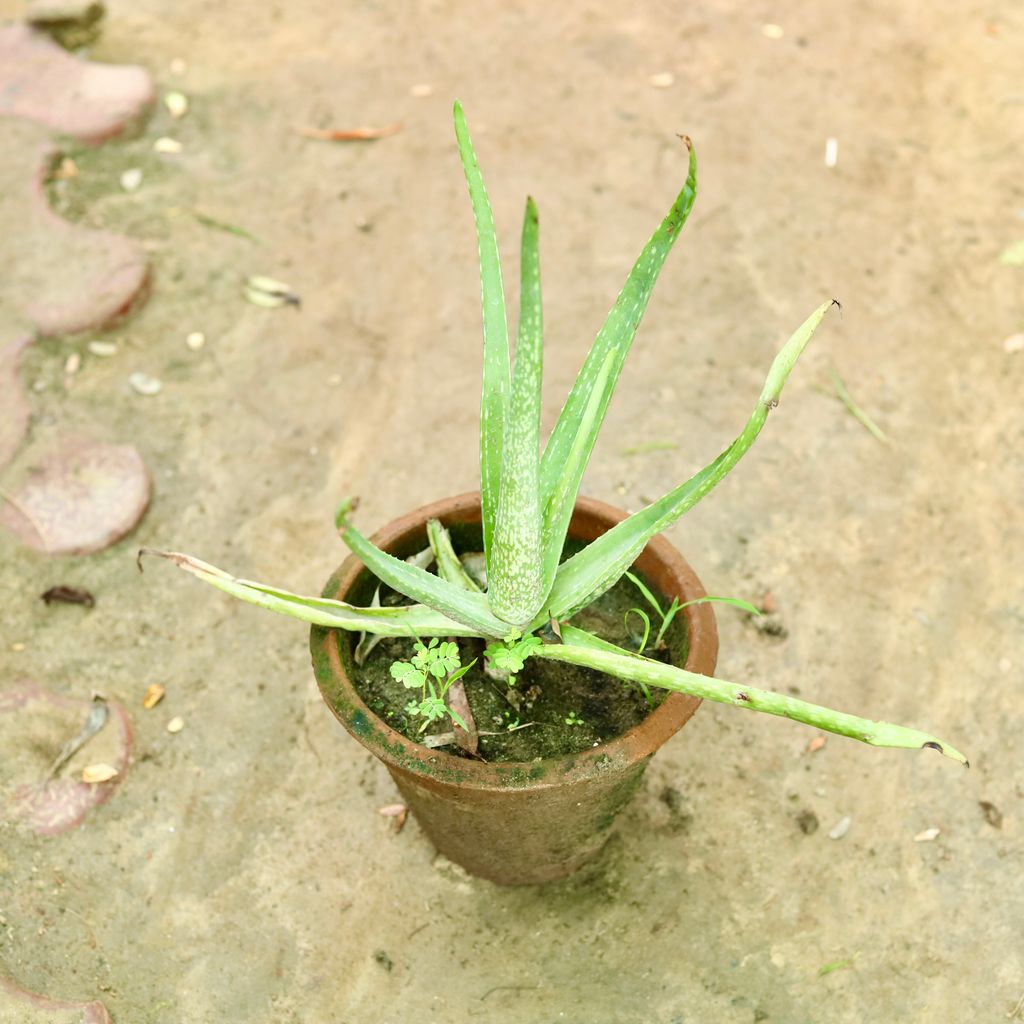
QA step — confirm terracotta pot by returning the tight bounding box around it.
[310,492,718,886]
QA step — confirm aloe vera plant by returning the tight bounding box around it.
[143,103,965,765]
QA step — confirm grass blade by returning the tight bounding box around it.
[337,504,508,637]
[537,626,968,764]
[138,550,482,636]
[538,136,698,524]
[538,301,836,624]
[454,101,510,569]
[427,519,482,592]
[828,363,890,444]
[488,197,545,627]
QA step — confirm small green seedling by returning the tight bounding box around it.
[143,103,965,766]
[564,710,585,727]
[624,571,762,654]
[390,638,475,732]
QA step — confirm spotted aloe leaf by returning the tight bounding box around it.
[138,549,483,637]
[535,626,968,764]
[454,101,509,571]
[536,137,698,601]
[537,300,836,625]
[487,196,545,628]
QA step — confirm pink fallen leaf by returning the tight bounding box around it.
[807,735,826,753]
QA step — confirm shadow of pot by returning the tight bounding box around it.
[310,492,718,885]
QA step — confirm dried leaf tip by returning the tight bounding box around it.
[675,133,694,151]
[334,496,360,531]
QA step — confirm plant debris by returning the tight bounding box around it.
[81,763,118,783]
[153,136,182,154]
[41,585,95,607]
[87,340,118,357]
[48,695,108,777]
[244,275,301,308]
[378,803,408,832]
[979,800,1003,828]
[913,827,940,842]
[446,676,479,754]
[819,956,857,977]
[185,331,206,351]
[828,815,851,840]
[193,210,258,242]
[828,363,889,443]
[806,735,826,753]
[166,716,184,734]
[143,683,165,709]
[128,372,162,396]
[295,123,401,141]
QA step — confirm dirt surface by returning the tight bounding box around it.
[1,1,1021,1021]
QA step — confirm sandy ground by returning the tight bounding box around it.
[1,1,1022,1021]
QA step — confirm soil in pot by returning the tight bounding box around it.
[343,536,689,762]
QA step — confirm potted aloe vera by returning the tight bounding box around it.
[144,103,965,885]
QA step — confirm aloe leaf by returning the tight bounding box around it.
[538,301,836,625]
[454,101,510,568]
[337,508,509,637]
[427,519,482,593]
[538,137,698,520]
[137,550,482,637]
[488,197,545,627]
[537,626,967,764]
[538,349,616,597]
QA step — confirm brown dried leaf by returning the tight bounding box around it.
[295,123,401,142]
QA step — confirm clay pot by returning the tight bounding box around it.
[310,492,718,886]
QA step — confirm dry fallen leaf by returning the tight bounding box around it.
[143,683,165,709]
[296,123,401,141]
[82,763,118,784]
[166,716,184,734]
[807,735,826,753]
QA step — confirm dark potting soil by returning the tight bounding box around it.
[343,539,689,762]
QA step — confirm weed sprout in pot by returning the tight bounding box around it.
[143,103,966,886]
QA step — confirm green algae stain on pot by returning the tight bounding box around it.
[348,709,372,738]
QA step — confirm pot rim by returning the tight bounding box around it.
[310,491,719,791]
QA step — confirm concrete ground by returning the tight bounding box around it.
[0,1,1021,1021]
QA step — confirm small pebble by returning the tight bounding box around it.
[1003,333,1024,354]
[81,764,119,784]
[649,71,675,88]
[128,372,162,396]
[824,137,839,168]
[409,83,433,97]
[327,373,341,385]
[761,23,784,39]
[166,716,185,734]
[154,137,183,154]
[53,157,78,180]
[185,331,206,351]
[164,91,189,118]
[11,642,26,652]
[120,168,143,192]
[913,827,940,843]
[87,340,118,357]
[169,57,186,75]
[912,607,932,627]
[998,657,1012,674]
[64,353,81,375]
[828,815,851,840]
